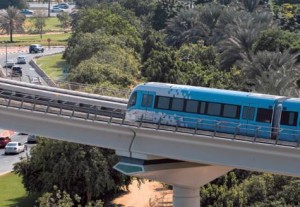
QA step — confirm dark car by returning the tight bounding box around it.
[0,137,11,148]
[11,66,23,77]
[29,44,44,53]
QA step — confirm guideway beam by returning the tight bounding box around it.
[114,157,233,207]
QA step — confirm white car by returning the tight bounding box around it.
[5,142,25,155]
[17,55,26,64]
[31,77,42,85]
[51,7,66,13]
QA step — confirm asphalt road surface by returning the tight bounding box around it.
[0,133,35,175]
[0,47,64,174]
[0,47,65,84]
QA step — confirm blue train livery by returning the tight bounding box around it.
[125,82,300,142]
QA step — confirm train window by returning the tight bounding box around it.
[156,96,170,110]
[256,108,273,123]
[223,104,240,119]
[127,92,137,108]
[199,102,206,114]
[242,106,255,120]
[207,102,221,116]
[171,98,184,111]
[185,100,198,113]
[281,111,298,126]
[142,94,154,107]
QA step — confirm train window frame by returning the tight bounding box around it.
[222,104,241,119]
[206,102,222,116]
[199,102,206,114]
[127,92,137,108]
[242,106,255,120]
[171,98,184,111]
[155,96,171,110]
[256,108,273,123]
[185,100,199,113]
[280,111,298,126]
[142,94,154,108]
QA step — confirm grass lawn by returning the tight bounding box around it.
[25,17,64,32]
[0,172,39,207]
[0,33,71,47]
[36,53,68,80]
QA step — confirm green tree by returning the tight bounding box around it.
[72,7,142,52]
[33,10,46,39]
[57,11,71,30]
[37,186,104,207]
[14,138,132,205]
[0,6,25,42]
[67,44,140,87]
[217,11,273,70]
[0,0,27,9]
[164,8,210,47]
[242,50,300,96]
[254,29,300,53]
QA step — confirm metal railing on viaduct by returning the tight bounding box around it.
[0,78,299,178]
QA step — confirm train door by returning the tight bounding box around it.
[240,104,258,136]
[139,91,156,122]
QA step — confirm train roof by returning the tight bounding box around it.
[134,82,284,100]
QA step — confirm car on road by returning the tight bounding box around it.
[27,135,37,143]
[58,3,69,9]
[17,55,26,64]
[31,77,42,85]
[0,137,11,148]
[5,142,25,155]
[20,9,34,15]
[29,44,44,53]
[3,59,15,68]
[51,6,66,13]
[11,66,23,77]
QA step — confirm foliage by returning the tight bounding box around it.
[151,0,186,30]
[13,138,133,205]
[37,186,104,207]
[71,6,142,52]
[241,50,300,96]
[120,0,157,17]
[142,42,243,89]
[33,11,46,39]
[67,42,140,86]
[57,12,71,30]
[0,6,26,42]
[0,0,27,9]
[254,29,300,53]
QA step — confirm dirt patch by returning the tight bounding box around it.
[113,180,173,207]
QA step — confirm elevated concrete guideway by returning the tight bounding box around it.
[0,81,300,206]
[0,102,299,177]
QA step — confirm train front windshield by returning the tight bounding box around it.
[127,92,137,109]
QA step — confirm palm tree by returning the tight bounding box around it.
[242,50,300,96]
[217,11,273,70]
[0,6,25,42]
[165,8,209,47]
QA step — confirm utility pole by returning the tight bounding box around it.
[5,42,7,78]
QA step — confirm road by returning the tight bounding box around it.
[0,134,35,175]
[28,2,76,17]
[0,47,65,84]
[0,47,64,175]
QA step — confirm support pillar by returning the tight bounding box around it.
[114,157,234,207]
[173,186,200,207]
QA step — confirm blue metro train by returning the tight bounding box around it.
[125,82,300,142]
